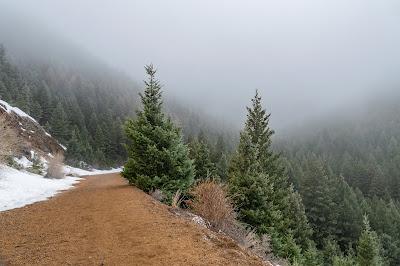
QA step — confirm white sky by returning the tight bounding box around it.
[2,0,400,129]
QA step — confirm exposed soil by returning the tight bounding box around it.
[0,173,266,265]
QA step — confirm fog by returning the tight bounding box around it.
[2,0,400,131]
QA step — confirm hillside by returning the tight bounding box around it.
[0,173,267,265]
[0,40,238,169]
[274,90,400,265]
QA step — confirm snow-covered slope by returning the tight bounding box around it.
[0,164,122,213]
[0,165,81,212]
[0,99,64,155]
[0,99,37,123]
[0,99,122,212]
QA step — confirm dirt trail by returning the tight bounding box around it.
[0,173,265,265]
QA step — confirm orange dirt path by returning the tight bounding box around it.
[0,173,265,265]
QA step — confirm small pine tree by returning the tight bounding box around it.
[122,64,195,203]
[356,215,384,266]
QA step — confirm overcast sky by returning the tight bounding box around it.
[2,0,400,130]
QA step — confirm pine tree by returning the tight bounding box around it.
[333,175,363,250]
[228,90,309,262]
[216,153,228,181]
[37,81,53,124]
[190,132,216,180]
[122,64,195,203]
[30,101,43,121]
[49,101,69,144]
[0,80,6,98]
[302,244,322,266]
[301,155,338,248]
[356,215,384,266]
[17,84,32,114]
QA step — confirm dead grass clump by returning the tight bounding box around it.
[45,153,64,179]
[0,114,19,163]
[185,178,237,233]
[184,178,275,262]
[171,190,184,208]
[149,189,164,202]
[241,229,272,261]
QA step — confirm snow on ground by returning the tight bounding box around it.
[14,156,32,168]
[0,99,37,123]
[64,166,122,177]
[0,157,121,213]
[0,165,82,212]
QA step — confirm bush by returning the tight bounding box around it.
[185,178,237,233]
[45,153,64,179]
[185,178,275,261]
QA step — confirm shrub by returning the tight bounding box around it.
[45,153,64,179]
[185,178,237,233]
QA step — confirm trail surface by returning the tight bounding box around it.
[0,173,264,265]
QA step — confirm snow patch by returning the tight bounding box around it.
[0,99,37,123]
[64,166,122,177]
[14,156,32,168]
[0,165,82,212]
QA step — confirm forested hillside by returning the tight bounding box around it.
[275,91,400,265]
[0,44,237,169]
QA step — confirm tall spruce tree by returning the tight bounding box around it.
[122,64,194,203]
[228,90,311,262]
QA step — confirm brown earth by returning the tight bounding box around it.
[0,173,267,266]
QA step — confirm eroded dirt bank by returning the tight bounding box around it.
[0,173,265,265]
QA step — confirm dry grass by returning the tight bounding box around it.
[185,178,237,233]
[171,190,184,208]
[45,153,64,179]
[184,178,275,262]
[241,229,272,261]
[0,114,19,163]
[149,189,164,202]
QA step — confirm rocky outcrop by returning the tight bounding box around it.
[0,101,64,156]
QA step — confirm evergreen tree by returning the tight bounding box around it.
[301,156,338,248]
[49,101,69,144]
[37,81,53,124]
[216,153,228,181]
[356,215,384,266]
[122,64,195,203]
[190,132,216,180]
[302,244,322,266]
[30,101,43,121]
[66,129,81,163]
[16,84,32,114]
[0,80,6,98]
[228,90,309,262]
